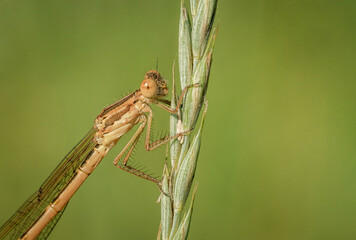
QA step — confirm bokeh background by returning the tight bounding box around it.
[1,0,356,239]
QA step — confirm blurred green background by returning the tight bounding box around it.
[0,0,356,239]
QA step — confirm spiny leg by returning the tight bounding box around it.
[115,162,160,185]
[121,128,142,166]
[112,115,164,190]
[112,116,146,165]
[114,125,170,196]
[115,163,169,197]
[144,106,192,151]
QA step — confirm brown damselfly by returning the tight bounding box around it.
[0,70,196,240]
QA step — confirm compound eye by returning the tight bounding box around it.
[140,79,158,98]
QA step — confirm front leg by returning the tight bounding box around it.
[154,83,200,114]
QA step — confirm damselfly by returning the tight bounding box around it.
[0,70,195,240]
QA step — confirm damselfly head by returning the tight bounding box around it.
[141,70,168,99]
